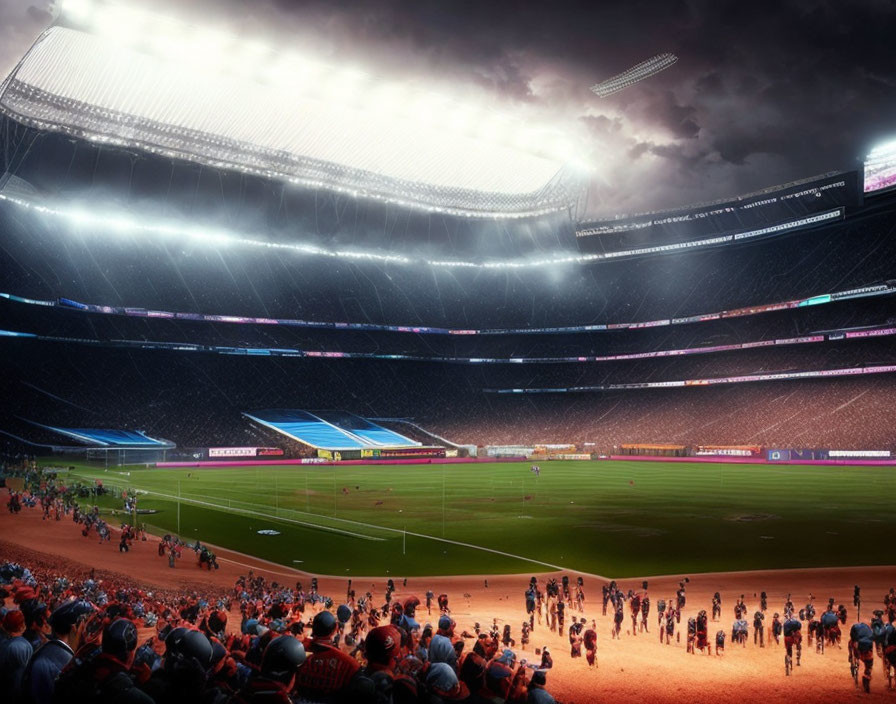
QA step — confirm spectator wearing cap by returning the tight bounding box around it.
[361,625,402,702]
[23,599,95,704]
[363,625,401,676]
[141,628,213,704]
[528,670,558,704]
[0,609,33,701]
[235,634,306,704]
[293,609,360,701]
[437,615,456,640]
[427,661,471,702]
[53,618,153,703]
[21,599,50,650]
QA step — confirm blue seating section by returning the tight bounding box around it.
[244,409,418,449]
[243,409,366,449]
[46,427,168,446]
[312,411,419,447]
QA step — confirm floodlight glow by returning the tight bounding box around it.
[476,116,505,142]
[864,137,896,193]
[448,105,477,133]
[370,83,407,117]
[322,67,366,96]
[3,18,584,214]
[61,0,93,23]
[265,54,299,87]
[867,139,896,158]
[408,93,447,126]
[0,191,843,272]
[190,29,230,72]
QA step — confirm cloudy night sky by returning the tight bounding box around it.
[1,0,894,216]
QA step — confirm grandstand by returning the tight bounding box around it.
[242,409,426,453]
[0,0,891,477]
[22,422,172,448]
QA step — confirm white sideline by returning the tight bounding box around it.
[130,488,385,542]
[97,477,565,571]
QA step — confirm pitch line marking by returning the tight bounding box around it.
[125,487,386,541]
[91,473,565,571]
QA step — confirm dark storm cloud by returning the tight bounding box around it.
[1,0,894,215]
[241,0,896,213]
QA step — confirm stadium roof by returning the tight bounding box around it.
[0,6,585,219]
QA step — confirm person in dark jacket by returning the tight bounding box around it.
[52,618,154,704]
[23,600,95,704]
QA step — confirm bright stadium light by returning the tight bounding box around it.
[60,0,93,23]
[477,115,505,141]
[323,66,367,96]
[407,93,449,126]
[191,29,231,72]
[5,4,588,211]
[369,83,407,118]
[448,105,477,134]
[0,190,841,271]
[264,53,300,87]
[93,5,142,43]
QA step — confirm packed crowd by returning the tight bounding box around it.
[430,375,896,449]
[0,560,563,704]
[4,337,896,452]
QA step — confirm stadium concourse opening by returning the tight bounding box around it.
[1,2,896,703]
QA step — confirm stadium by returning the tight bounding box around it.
[0,1,894,703]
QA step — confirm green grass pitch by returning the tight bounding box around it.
[60,460,896,578]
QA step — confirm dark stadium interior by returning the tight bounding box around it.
[2,170,896,454]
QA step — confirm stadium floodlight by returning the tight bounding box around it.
[867,138,896,161]
[0,189,838,272]
[591,52,678,98]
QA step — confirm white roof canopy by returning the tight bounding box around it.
[0,23,582,217]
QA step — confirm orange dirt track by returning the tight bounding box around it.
[1,505,894,703]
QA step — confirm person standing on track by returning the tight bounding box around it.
[640,594,650,633]
[783,615,802,671]
[584,622,597,667]
[629,592,640,636]
[753,609,765,647]
[612,602,624,640]
[849,622,875,693]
